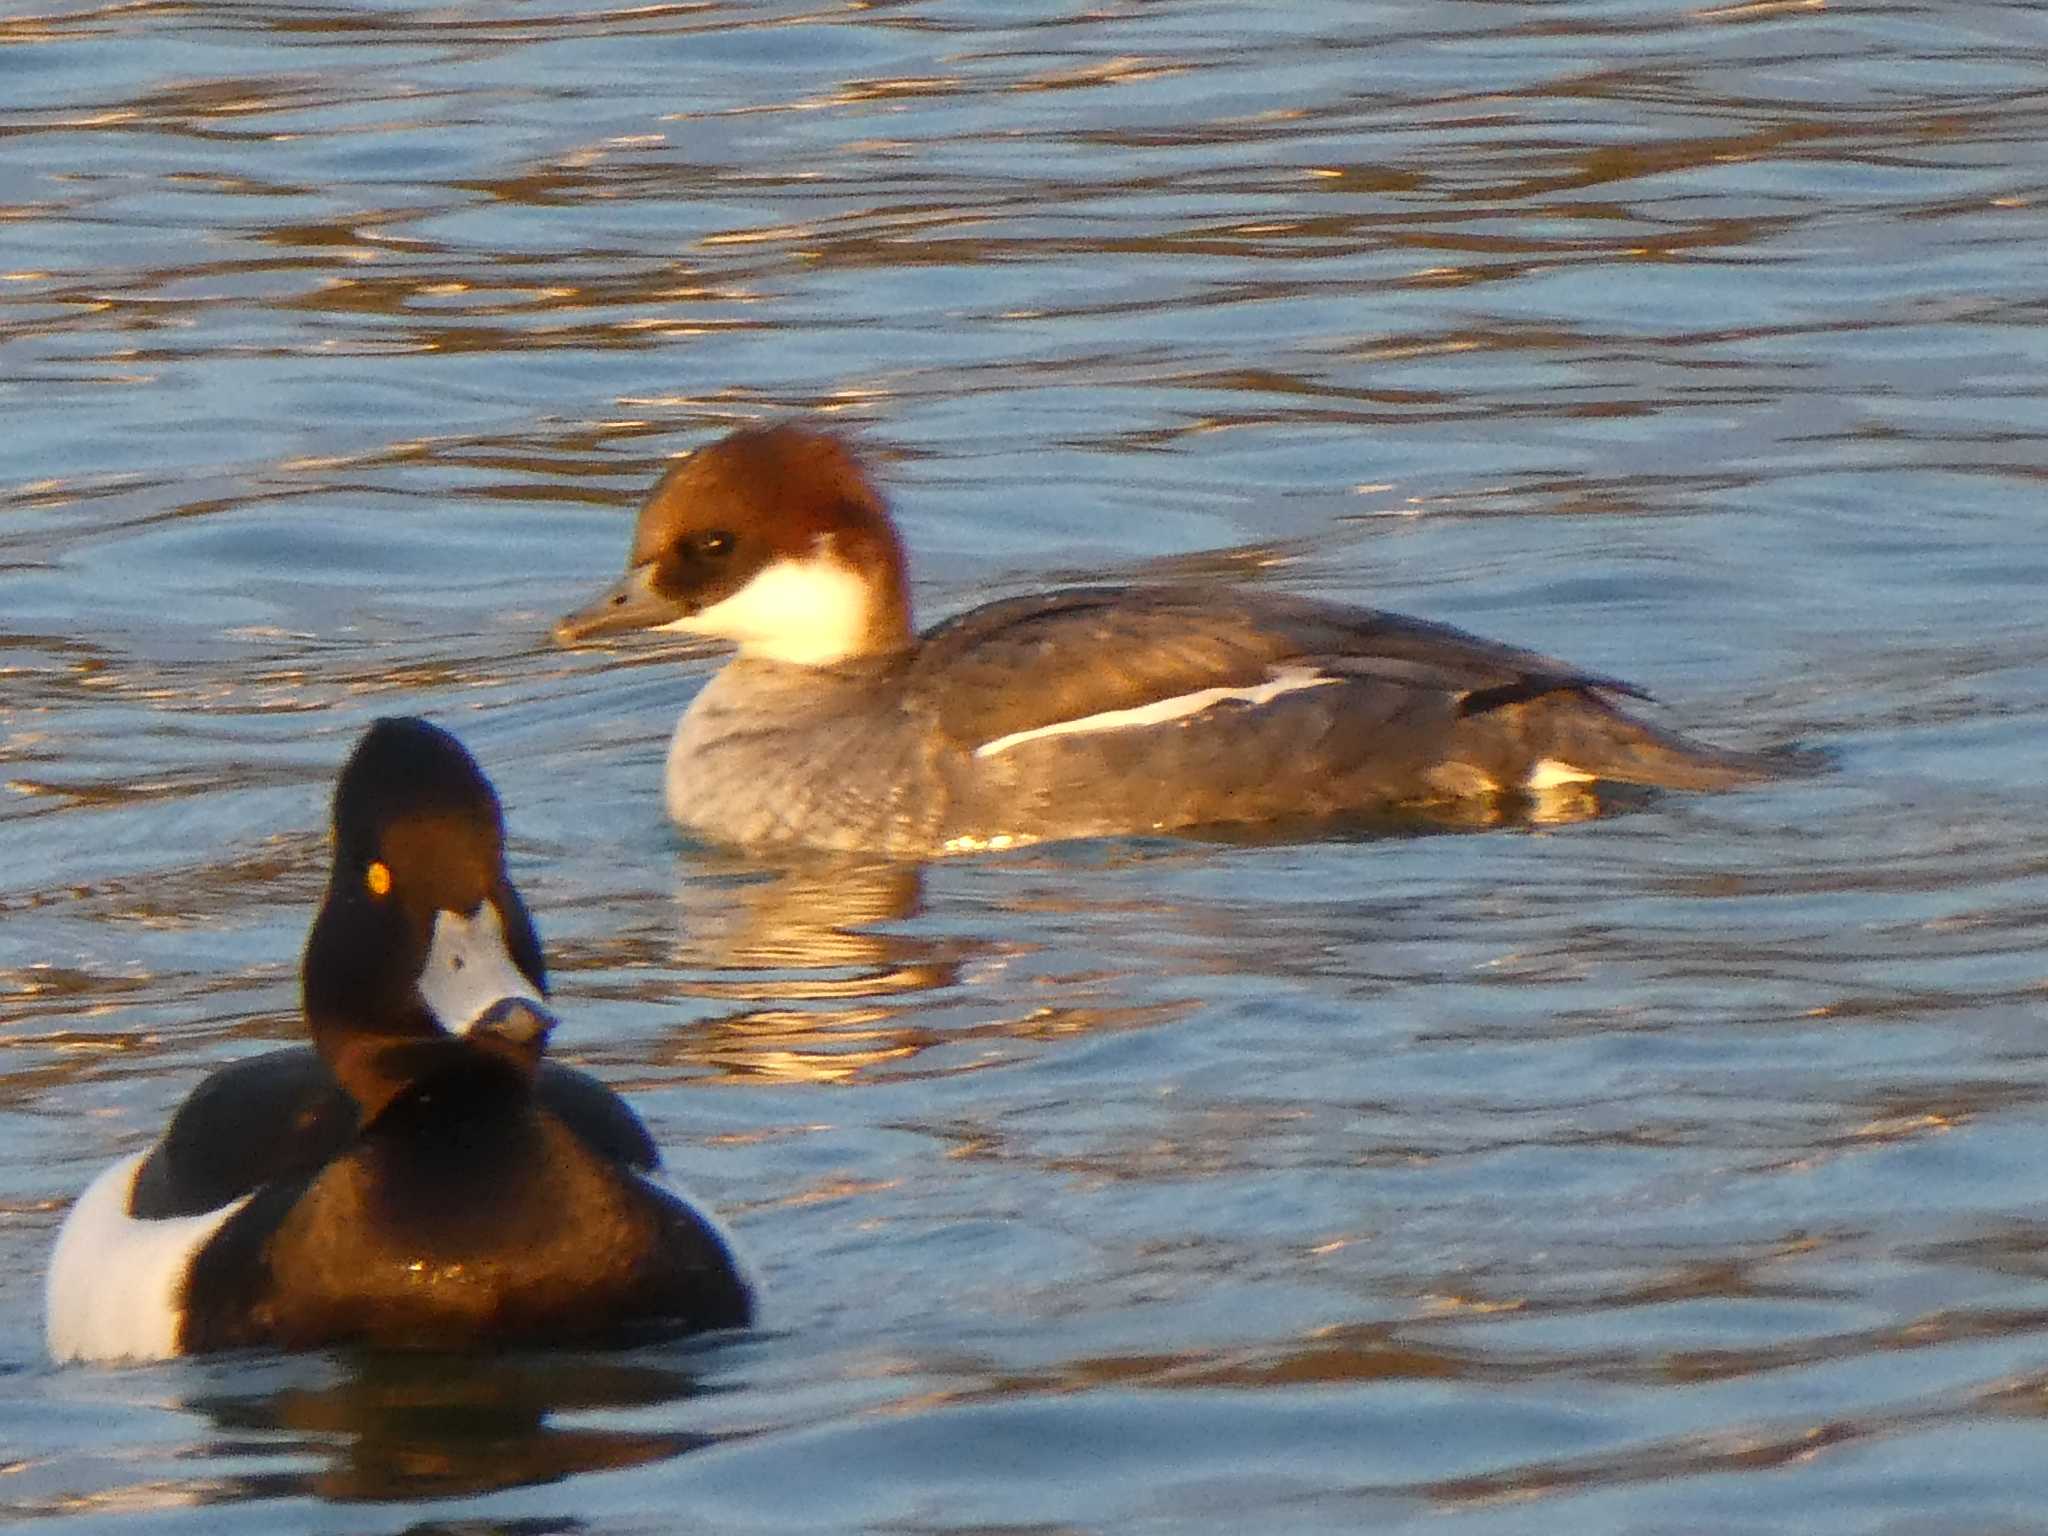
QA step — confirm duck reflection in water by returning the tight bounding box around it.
[182,1351,728,1503]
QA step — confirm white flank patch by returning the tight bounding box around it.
[45,1151,250,1364]
[657,545,872,666]
[973,665,1341,760]
[418,901,545,1035]
[1524,757,1596,790]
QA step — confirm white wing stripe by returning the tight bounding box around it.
[973,665,1339,759]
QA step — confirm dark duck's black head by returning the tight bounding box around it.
[303,717,556,1124]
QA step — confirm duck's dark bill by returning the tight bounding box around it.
[470,996,556,1048]
[555,564,679,645]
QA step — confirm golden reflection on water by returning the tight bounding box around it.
[628,849,1208,1085]
[553,852,961,1084]
[668,851,929,976]
[963,1322,1508,1400]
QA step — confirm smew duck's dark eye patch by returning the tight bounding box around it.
[692,531,735,559]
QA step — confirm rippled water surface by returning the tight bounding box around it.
[5,1,2048,1530]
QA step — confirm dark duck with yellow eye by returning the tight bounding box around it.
[44,717,754,1362]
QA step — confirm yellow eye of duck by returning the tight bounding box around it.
[365,861,392,898]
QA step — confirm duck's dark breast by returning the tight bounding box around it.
[177,1101,750,1355]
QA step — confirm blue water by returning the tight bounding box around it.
[5,1,2048,1530]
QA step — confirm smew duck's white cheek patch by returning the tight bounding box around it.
[974,665,1343,759]
[45,1151,250,1363]
[419,901,543,1035]
[657,547,871,666]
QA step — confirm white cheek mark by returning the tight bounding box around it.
[45,1151,251,1364]
[657,546,873,667]
[974,665,1341,760]
[418,901,543,1036]
[1524,758,1596,790]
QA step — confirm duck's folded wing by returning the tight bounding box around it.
[534,1061,660,1171]
[129,1049,355,1219]
[129,1050,659,1219]
[912,586,1643,752]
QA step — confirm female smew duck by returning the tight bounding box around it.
[557,425,1788,856]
